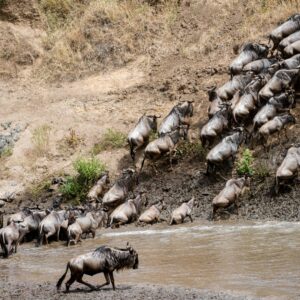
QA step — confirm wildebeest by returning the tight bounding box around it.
[207,87,224,118]
[138,202,164,224]
[200,104,231,147]
[39,210,70,246]
[170,197,194,225]
[102,169,136,208]
[279,30,300,51]
[67,211,107,246]
[269,14,300,49]
[206,129,245,174]
[19,210,47,241]
[158,101,194,137]
[217,73,253,101]
[87,172,110,207]
[230,43,269,76]
[243,58,277,74]
[253,91,295,130]
[0,221,28,258]
[275,146,300,193]
[283,40,300,57]
[109,194,143,227]
[212,177,250,218]
[233,74,270,123]
[259,69,300,101]
[7,207,32,225]
[140,128,184,173]
[258,113,296,147]
[56,243,139,292]
[269,54,300,73]
[128,114,159,160]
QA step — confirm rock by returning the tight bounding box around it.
[0,200,5,208]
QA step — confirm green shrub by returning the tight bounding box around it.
[92,128,127,154]
[236,148,254,176]
[60,157,106,201]
[31,178,51,199]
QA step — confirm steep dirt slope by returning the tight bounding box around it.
[0,0,300,220]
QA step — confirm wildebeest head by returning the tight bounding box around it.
[242,43,269,57]
[280,113,296,125]
[146,114,160,131]
[176,101,194,117]
[207,86,218,101]
[126,242,139,270]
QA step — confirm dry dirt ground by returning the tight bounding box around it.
[0,0,300,218]
[0,282,256,300]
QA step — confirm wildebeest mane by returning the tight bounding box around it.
[93,245,137,271]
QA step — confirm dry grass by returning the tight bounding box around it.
[36,0,179,81]
[31,124,51,156]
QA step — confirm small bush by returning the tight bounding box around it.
[236,148,254,176]
[175,141,207,161]
[254,162,270,180]
[31,125,51,156]
[92,128,127,154]
[60,157,106,201]
[31,178,52,199]
[65,129,81,148]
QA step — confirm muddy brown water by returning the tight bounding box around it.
[1,221,300,299]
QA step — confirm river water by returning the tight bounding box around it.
[1,221,300,299]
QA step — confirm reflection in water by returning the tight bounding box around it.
[1,221,300,299]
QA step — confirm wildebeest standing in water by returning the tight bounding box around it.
[127,114,159,161]
[102,168,137,209]
[138,201,164,224]
[158,101,194,137]
[56,243,139,292]
[229,43,269,76]
[0,220,28,258]
[275,146,300,194]
[206,129,245,174]
[269,14,300,50]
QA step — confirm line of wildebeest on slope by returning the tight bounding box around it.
[1,13,300,293]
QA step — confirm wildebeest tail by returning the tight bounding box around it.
[56,262,70,290]
[0,230,8,258]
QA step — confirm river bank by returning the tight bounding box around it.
[0,282,256,300]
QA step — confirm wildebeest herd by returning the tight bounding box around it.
[1,14,300,293]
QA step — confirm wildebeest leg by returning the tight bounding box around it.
[57,227,61,241]
[77,275,96,290]
[97,272,110,290]
[188,214,193,223]
[7,240,13,255]
[108,272,116,290]
[65,275,76,292]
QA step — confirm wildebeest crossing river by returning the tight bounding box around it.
[1,221,300,299]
